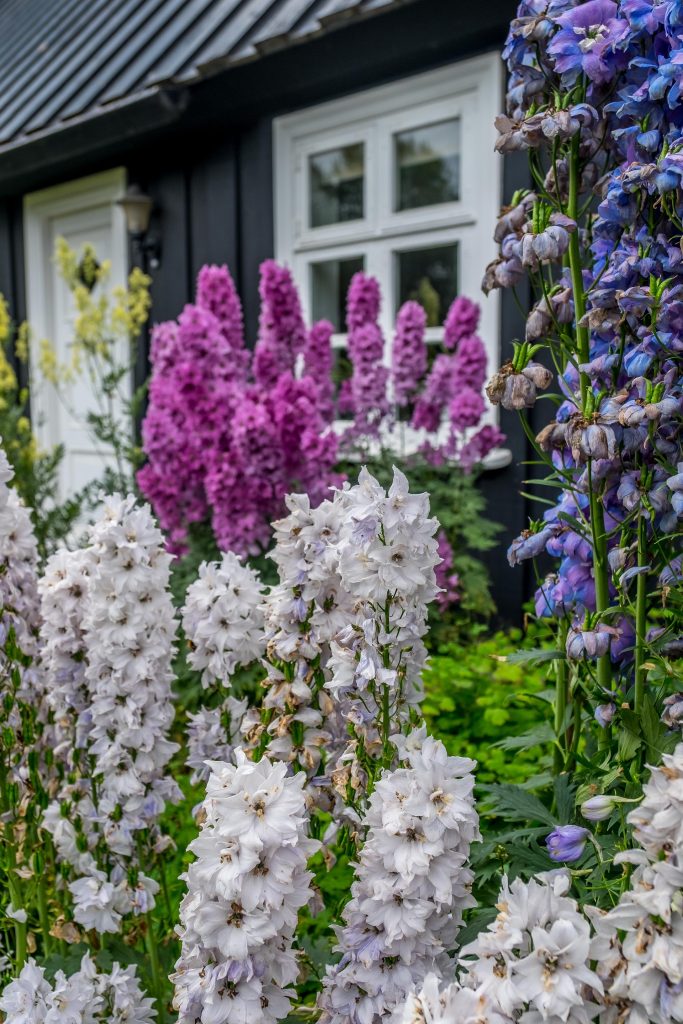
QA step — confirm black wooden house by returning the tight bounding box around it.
[0,0,532,621]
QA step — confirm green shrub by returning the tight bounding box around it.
[423,624,552,786]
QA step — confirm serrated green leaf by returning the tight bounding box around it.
[483,783,556,827]
[618,727,641,762]
[505,648,565,665]
[554,774,574,824]
[496,722,555,750]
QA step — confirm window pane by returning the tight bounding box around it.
[396,244,458,327]
[311,256,365,331]
[309,143,364,228]
[394,119,460,211]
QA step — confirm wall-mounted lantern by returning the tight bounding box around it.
[117,184,161,270]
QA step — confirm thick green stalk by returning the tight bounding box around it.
[634,513,648,715]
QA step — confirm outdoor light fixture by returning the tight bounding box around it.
[117,183,161,269]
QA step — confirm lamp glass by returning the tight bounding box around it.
[118,188,153,235]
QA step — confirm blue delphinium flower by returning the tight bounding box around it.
[546,824,590,862]
[548,0,630,84]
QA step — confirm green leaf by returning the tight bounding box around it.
[640,692,665,755]
[505,648,565,665]
[496,722,555,750]
[483,783,556,827]
[618,727,642,762]
[553,774,574,824]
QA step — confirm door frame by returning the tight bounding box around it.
[23,168,128,493]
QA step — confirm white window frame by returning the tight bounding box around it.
[273,53,504,374]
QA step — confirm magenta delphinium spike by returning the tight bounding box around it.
[392,300,428,407]
[346,271,380,332]
[196,264,246,359]
[304,319,335,421]
[453,334,488,391]
[345,272,388,432]
[253,260,307,388]
[410,353,457,433]
[443,295,481,351]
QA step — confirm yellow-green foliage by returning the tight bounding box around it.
[423,626,551,785]
[41,238,151,386]
[0,295,42,500]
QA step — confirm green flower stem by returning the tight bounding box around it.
[6,824,27,971]
[553,621,568,774]
[145,911,165,1017]
[634,512,648,716]
[37,873,52,956]
[588,479,613,695]
[567,135,590,407]
[567,138,614,698]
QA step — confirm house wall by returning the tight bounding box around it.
[0,0,533,624]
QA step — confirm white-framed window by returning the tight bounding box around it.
[273,54,503,369]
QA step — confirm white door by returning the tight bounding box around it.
[24,169,128,498]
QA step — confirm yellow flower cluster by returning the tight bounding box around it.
[0,294,10,346]
[0,346,18,410]
[0,293,42,481]
[52,239,151,376]
[111,266,152,339]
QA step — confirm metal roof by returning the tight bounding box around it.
[0,0,408,151]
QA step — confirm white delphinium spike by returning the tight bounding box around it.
[50,494,182,932]
[83,494,181,848]
[318,729,479,1024]
[185,697,248,785]
[38,547,93,761]
[172,750,319,1024]
[459,870,602,1024]
[586,744,683,1024]
[181,553,264,783]
[0,446,42,693]
[242,492,352,781]
[0,446,54,831]
[182,553,266,688]
[40,548,101,877]
[326,468,440,798]
[395,973,512,1024]
[0,953,156,1024]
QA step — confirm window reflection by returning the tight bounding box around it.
[311,255,365,331]
[396,244,458,327]
[394,119,460,211]
[309,143,364,228]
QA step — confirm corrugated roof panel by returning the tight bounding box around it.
[0,0,408,152]
[246,0,320,49]
[176,0,281,74]
[100,0,227,101]
[24,0,169,131]
[0,0,115,141]
[142,0,257,83]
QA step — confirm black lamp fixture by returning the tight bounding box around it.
[117,183,161,270]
